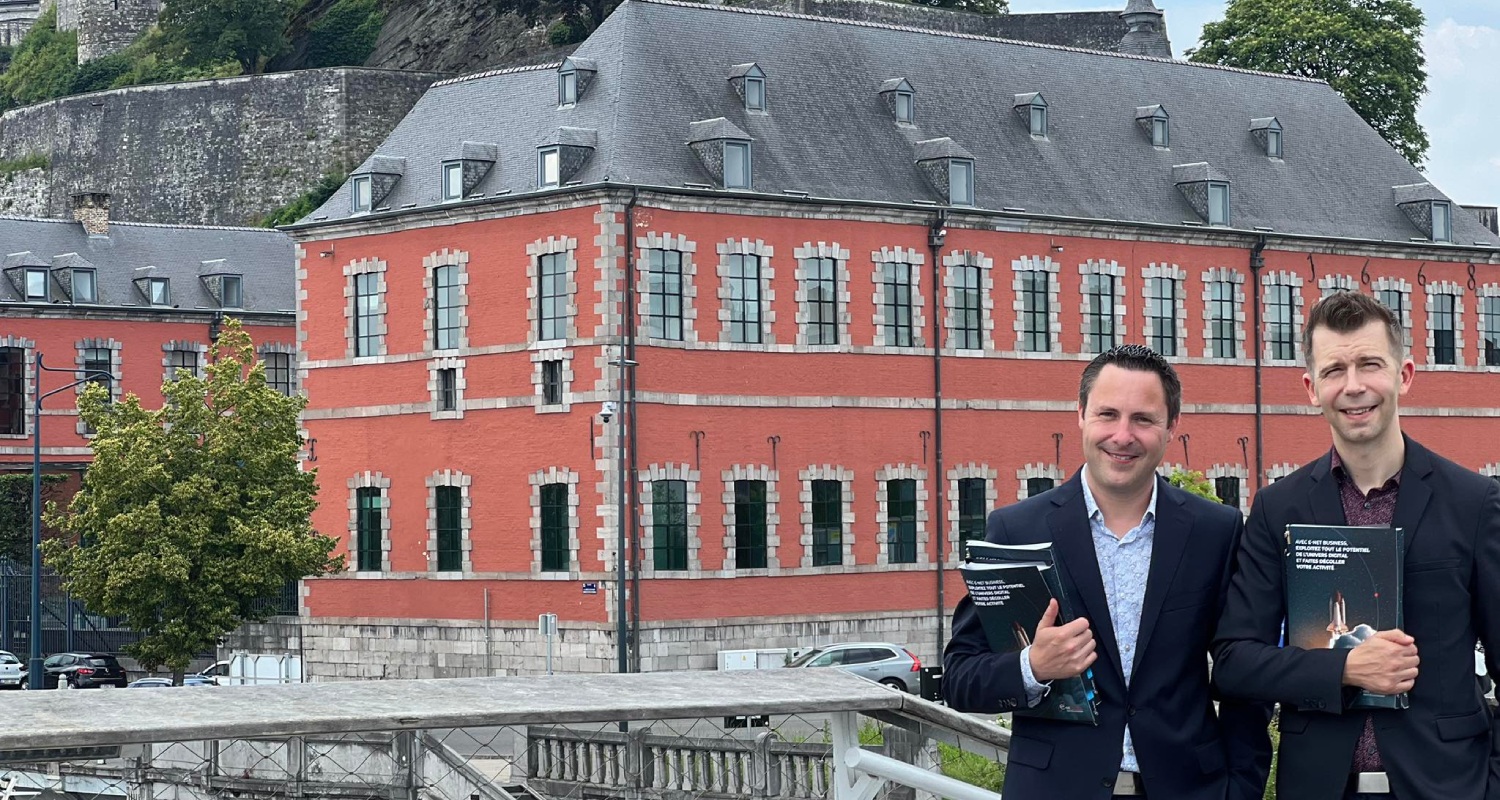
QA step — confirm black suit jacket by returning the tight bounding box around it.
[1211,437,1500,800]
[943,473,1272,800]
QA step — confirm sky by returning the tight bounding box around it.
[1012,0,1500,208]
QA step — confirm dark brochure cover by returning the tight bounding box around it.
[1284,524,1408,710]
[961,540,1101,725]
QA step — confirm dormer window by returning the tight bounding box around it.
[149,278,169,305]
[878,78,915,124]
[1250,117,1283,158]
[1394,183,1457,243]
[1137,105,1170,147]
[539,147,561,188]
[24,268,47,300]
[556,57,595,107]
[729,63,767,112]
[442,161,464,201]
[914,137,976,208]
[1208,182,1231,226]
[1013,93,1048,138]
[351,175,372,213]
[222,275,243,308]
[687,118,753,190]
[1432,201,1452,243]
[73,268,96,303]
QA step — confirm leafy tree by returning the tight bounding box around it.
[44,320,343,675]
[0,473,67,563]
[0,7,79,110]
[157,0,296,74]
[911,0,1007,15]
[305,0,384,68]
[1190,0,1428,165]
[258,171,346,227]
[1167,468,1220,502]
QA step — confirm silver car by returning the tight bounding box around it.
[787,642,922,692]
[0,650,25,690]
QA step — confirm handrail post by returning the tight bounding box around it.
[751,730,778,798]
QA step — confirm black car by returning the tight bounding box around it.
[40,652,128,689]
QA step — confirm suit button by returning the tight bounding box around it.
[1101,778,1114,788]
[1128,706,1137,717]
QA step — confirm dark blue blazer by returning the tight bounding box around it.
[1211,438,1500,800]
[944,472,1272,800]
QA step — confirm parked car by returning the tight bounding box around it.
[196,660,230,686]
[786,642,922,692]
[129,675,214,688]
[39,652,128,689]
[0,650,24,690]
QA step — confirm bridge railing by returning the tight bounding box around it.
[0,669,1013,800]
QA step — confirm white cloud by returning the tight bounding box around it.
[1419,19,1500,206]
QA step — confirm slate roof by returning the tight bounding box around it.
[300,0,1499,248]
[0,217,295,312]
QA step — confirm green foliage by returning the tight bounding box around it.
[1168,468,1220,501]
[1189,0,1428,165]
[0,45,14,73]
[70,52,132,94]
[305,0,384,68]
[258,170,346,227]
[909,0,1007,14]
[43,320,344,672]
[0,473,67,563]
[547,17,590,46]
[937,741,1005,792]
[0,7,79,110]
[158,0,296,74]
[0,153,48,174]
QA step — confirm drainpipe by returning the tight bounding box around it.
[1250,236,1267,490]
[928,211,948,655]
[617,189,639,674]
[625,191,642,673]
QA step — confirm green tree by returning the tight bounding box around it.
[0,473,67,563]
[1189,0,1428,165]
[1167,468,1220,501]
[0,7,79,109]
[305,0,384,68]
[157,0,295,74]
[911,0,1007,15]
[258,170,346,227]
[44,320,343,675]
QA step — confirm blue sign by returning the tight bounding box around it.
[582,582,598,595]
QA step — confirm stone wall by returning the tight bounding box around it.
[0,0,40,46]
[0,67,445,226]
[227,611,938,682]
[74,0,158,61]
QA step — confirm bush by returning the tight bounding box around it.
[1168,468,1219,501]
[547,16,590,45]
[0,7,79,109]
[938,741,1005,792]
[305,0,384,68]
[258,171,346,227]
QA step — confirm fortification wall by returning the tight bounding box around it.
[0,67,445,226]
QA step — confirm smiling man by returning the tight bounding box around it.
[944,344,1271,800]
[1212,290,1500,800]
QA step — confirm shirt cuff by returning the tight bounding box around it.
[1019,645,1051,708]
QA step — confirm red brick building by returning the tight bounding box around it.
[0,195,297,486]
[278,0,1500,679]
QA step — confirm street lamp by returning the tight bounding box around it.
[29,352,112,689]
[609,355,637,676]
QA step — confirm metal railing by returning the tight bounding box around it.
[0,670,1012,800]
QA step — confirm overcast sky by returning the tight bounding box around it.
[1012,0,1500,209]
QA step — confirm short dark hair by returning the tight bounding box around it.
[1078,344,1181,424]
[1302,291,1404,368]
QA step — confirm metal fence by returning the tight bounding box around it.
[0,669,1013,800]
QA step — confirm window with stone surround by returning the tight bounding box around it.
[652,479,688,570]
[876,465,927,566]
[957,478,986,540]
[437,368,457,411]
[540,483,570,571]
[423,249,469,353]
[1143,265,1186,357]
[433,264,461,351]
[76,339,121,436]
[345,259,388,359]
[717,240,774,346]
[1262,273,1304,363]
[1202,268,1246,360]
[349,476,390,573]
[541,360,563,405]
[1206,463,1250,516]
[1265,463,1300,484]
[428,357,465,419]
[0,345,25,436]
[1016,463,1065,501]
[811,480,843,567]
[530,349,571,414]
[162,341,205,382]
[795,243,851,347]
[1013,256,1060,354]
[1480,288,1500,367]
[1081,266,1119,354]
[1373,279,1413,351]
[949,464,996,562]
[880,260,916,347]
[1027,477,1054,496]
[945,251,993,352]
[1318,274,1355,298]
[426,471,471,573]
[538,253,568,342]
[258,346,296,396]
[1428,287,1461,366]
[733,480,769,569]
[646,249,686,341]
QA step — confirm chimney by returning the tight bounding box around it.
[71,192,111,236]
[1119,0,1173,59]
[1462,204,1499,236]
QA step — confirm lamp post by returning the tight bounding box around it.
[29,353,112,690]
[610,355,637,676]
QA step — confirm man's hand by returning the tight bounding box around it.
[1341,629,1419,694]
[1028,599,1097,681]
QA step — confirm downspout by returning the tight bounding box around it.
[617,189,639,673]
[928,211,948,656]
[625,191,642,673]
[1250,236,1267,491]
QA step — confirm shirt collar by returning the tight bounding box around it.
[1080,465,1158,526]
[1329,447,1402,489]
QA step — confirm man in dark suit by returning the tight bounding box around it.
[943,344,1272,800]
[1212,290,1500,800]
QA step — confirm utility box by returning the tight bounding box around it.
[919,666,943,702]
[717,648,792,670]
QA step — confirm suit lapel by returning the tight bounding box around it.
[1392,437,1433,556]
[1133,478,1188,676]
[1047,477,1125,682]
[1307,453,1347,527]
